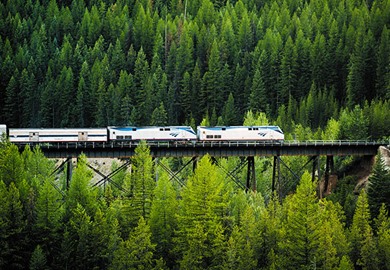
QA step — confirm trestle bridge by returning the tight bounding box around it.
[24,140,389,194]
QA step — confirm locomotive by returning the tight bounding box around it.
[0,125,284,144]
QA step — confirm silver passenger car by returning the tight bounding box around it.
[8,128,108,143]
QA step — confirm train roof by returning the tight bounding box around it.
[197,126,283,131]
[108,126,195,130]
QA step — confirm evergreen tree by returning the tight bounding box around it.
[110,216,156,270]
[367,152,390,218]
[65,154,98,221]
[222,92,237,125]
[151,102,168,126]
[34,177,63,264]
[149,172,178,268]
[3,182,27,269]
[349,189,378,269]
[176,155,227,269]
[29,245,47,270]
[280,172,321,269]
[375,204,390,270]
[249,63,267,113]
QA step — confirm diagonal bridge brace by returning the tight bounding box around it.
[90,160,131,192]
[156,157,198,186]
[211,157,247,190]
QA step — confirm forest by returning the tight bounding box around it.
[0,139,389,269]
[0,0,389,139]
[1,0,390,269]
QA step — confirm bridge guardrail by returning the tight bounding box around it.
[12,139,388,149]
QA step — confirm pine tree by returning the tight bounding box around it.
[151,102,168,126]
[29,245,47,270]
[249,63,267,113]
[222,92,237,125]
[281,172,321,269]
[367,152,390,218]
[375,204,390,270]
[4,182,27,269]
[349,189,378,269]
[110,216,156,270]
[149,172,178,267]
[34,174,63,265]
[0,143,25,187]
[176,155,228,269]
[65,154,98,221]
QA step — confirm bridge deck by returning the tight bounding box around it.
[18,140,388,158]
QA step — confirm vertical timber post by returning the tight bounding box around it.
[66,157,72,190]
[312,156,318,182]
[272,156,280,195]
[192,157,198,172]
[246,157,256,192]
[324,155,333,195]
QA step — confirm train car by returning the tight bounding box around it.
[108,126,197,141]
[8,128,108,143]
[197,126,284,141]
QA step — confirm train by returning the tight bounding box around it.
[0,124,284,144]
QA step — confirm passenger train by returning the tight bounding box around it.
[0,124,284,144]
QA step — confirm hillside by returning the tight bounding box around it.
[0,0,389,141]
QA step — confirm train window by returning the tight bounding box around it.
[206,135,213,139]
[164,128,170,131]
[125,136,132,140]
[222,128,226,131]
[117,135,124,140]
[253,128,259,131]
[160,128,164,131]
[214,135,221,139]
[132,128,137,131]
[248,128,252,131]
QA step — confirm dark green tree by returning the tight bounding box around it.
[367,152,390,219]
[222,92,237,125]
[29,245,47,270]
[151,102,168,126]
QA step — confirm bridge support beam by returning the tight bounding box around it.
[90,159,132,192]
[272,156,280,194]
[324,155,334,195]
[312,156,321,182]
[246,157,256,192]
[66,157,72,189]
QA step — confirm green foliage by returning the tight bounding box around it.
[111,216,156,270]
[280,172,321,269]
[367,152,390,218]
[29,245,47,270]
[175,155,228,269]
[349,189,379,269]
[65,154,98,220]
[1,0,388,129]
[149,172,178,268]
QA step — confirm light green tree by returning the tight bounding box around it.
[176,155,227,269]
[149,172,178,268]
[110,216,155,270]
[280,171,321,269]
[349,189,378,269]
